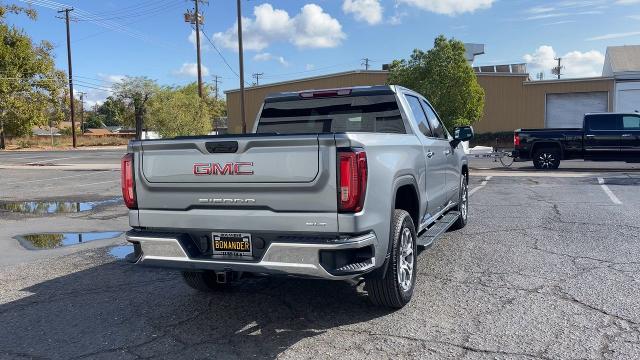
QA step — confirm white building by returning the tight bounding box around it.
[603,45,640,113]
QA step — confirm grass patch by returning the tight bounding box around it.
[5,135,132,150]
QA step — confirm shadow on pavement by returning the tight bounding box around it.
[0,260,391,359]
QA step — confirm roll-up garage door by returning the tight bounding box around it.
[546,92,608,128]
[617,89,640,113]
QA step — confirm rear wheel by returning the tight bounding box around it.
[533,147,561,170]
[365,209,417,309]
[182,270,238,292]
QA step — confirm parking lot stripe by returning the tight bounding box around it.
[469,176,492,197]
[3,172,106,186]
[26,156,77,165]
[597,177,622,205]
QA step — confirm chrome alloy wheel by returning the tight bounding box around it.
[397,227,414,292]
[460,176,468,220]
[537,152,556,169]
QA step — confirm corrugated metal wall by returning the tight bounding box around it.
[225,71,615,134]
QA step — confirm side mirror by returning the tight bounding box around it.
[451,126,474,148]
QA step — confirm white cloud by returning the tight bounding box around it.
[342,0,383,25]
[173,62,210,77]
[523,45,605,78]
[397,0,494,15]
[188,30,210,50]
[305,64,315,70]
[98,73,125,84]
[527,6,555,14]
[213,3,345,51]
[587,31,640,40]
[616,0,640,4]
[628,14,640,19]
[253,52,289,66]
[290,4,346,48]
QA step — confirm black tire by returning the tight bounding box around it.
[451,172,468,230]
[182,271,233,292]
[533,147,561,170]
[365,209,417,309]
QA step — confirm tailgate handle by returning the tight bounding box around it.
[205,141,238,153]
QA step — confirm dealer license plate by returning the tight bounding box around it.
[211,233,252,258]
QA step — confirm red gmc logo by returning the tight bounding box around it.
[193,162,254,176]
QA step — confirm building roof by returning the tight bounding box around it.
[84,128,112,135]
[224,70,389,94]
[603,45,640,78]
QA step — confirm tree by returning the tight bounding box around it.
[180,82,226,118]
[112,76,158,139]
[97,96,131,127]
[146,86,212,138]
[0,4,65,148]
[387,35,485,131]
[83,113,105,130]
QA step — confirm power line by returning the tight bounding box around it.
[361,58,372,70]
[212,75,222,99]
[252,72,264,86]
[24,0,178,50]
[198,26,251,86]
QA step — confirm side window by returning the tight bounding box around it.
[622,115,640,130]
[405,95,433,137]
[588,115,621,131]
[421,100,447,139]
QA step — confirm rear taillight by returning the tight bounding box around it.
[514,133,521,147]
[121,153,137,209]
[338,149,367,213]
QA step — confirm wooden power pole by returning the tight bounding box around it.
[185,1,206,98]
[237,0,247,133]
[58,8,77,148]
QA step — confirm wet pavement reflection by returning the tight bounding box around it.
[19,232,124,249]
[0,198,123,215]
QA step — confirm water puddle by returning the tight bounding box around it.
[0,198,122,214]
[18,231,124,249]
[109,244,134,260]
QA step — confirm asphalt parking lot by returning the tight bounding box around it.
[1,150,640,359]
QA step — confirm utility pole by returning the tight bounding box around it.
[361,58,371,70]
[185,1,207,98]
[237,0,247,134]
[58,8,77,148]
[552,57,563,79]
[78,92,86,133]
[252,72,264,86]
[212,75,222,99]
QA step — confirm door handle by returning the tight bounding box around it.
[622,134,633,137]
[426,151,435,158]
[585,134,596,138]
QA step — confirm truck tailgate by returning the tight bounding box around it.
[135,134,339,232]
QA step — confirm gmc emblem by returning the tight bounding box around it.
[193,162,254,176]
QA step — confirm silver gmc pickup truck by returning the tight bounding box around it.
[123,85,473,308]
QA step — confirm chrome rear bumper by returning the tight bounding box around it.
[126,231,377,280]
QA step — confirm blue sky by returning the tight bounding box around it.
[8,0,640,106]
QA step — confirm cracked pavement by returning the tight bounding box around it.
[1,152,640,359]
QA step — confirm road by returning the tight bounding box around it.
[1,149,640,359]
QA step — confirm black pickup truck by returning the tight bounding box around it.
[513,113,640,169]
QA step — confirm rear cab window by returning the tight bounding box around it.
[587,114,622,131]
[257,94,406,134]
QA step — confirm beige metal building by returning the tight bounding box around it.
[225,69,615,134]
